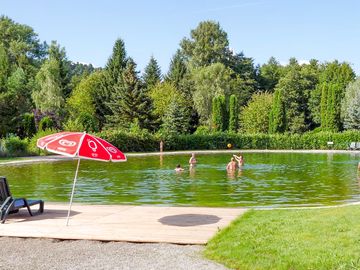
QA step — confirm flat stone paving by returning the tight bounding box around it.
[0,203,246,244]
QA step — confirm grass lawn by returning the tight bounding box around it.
[204,205,360,270]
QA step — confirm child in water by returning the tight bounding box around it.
[175,164,184,172]
[226,157,238,171]
[189,153,197,167]
[233,154,244,167]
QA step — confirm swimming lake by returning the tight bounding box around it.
[1,152,360,208]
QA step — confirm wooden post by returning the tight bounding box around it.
[160,140,164,152]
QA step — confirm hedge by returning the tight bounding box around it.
[2,130,360,157]
[97,130,360,152]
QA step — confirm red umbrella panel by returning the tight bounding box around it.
[37,132,126,225]
[37,132,126,162]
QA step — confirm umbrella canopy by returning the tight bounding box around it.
[37,131,126,225]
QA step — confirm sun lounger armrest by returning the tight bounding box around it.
[1,197,16,224]
[1,196,12,211]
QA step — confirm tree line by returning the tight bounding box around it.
[0,16,359,140]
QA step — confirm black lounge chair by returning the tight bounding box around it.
[0,177,44,224]
[349,142,356,150]
[356,142,360,150]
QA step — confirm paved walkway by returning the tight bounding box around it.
[0,203,246,244]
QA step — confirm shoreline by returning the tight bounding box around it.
[1,149,360,165]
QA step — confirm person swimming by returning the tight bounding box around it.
[233,154,244,167]
[175,164,184,172]
[189,153,197,167]
[226,157,238,171]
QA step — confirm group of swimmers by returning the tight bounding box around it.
[174,153,244,172]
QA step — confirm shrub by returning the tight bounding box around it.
[2,136,29,157]
[22,113,37,138]
[77,112,98,132]
[194,125,211,135]
[97,129,158,152]
[27,129,58,155]
[38,116,54,131]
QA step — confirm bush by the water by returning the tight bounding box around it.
[0,136,29,157]
[97,129,159,152]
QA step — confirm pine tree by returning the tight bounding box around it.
[228,94,238,132]
[48,41,71,98]
[161,99,189,135]
[106,58,153,130]
[165,50,187,88]
[105,39,127,85]
[99,39,128,128]
[143,56,161,90]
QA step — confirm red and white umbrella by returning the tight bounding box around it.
[37,131,126,225]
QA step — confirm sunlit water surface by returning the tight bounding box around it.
[1,152,360,208]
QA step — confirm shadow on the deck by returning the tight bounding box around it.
[158,214,221,227]
[7,209,80,223]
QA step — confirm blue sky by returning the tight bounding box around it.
[2,0,360,75]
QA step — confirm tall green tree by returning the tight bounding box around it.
[0,16,46,75]
[106,59,153,130]
[342,79,360,130]
[269,89,286,133]
[7,67,32,115]
[180,20,229,67]
[227,51,258,107]
[191,63,233,125]
[273,61,318,133]
[32,58,64,114]
[48,41,71,98]
[228,94,239,133]
[66,71,103,129]
[0,43,9,92]
[143,56,161,90]
[105,38,128,84]
[165,49,187,88]
[98,38,129,127]
[241,92,273,134]
[319,61,355,131]
[161,99,190,136]
[0,67,31,136]
[150,82,184,118]
[211,95,226,132]
[258,57,283,92]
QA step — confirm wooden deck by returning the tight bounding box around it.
[0,203,246,244]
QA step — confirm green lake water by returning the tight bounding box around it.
[1,152,360,208]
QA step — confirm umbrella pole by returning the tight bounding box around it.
[66,158,81,226]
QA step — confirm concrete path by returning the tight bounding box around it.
[0,237,230,270]
[0,203,246,244]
